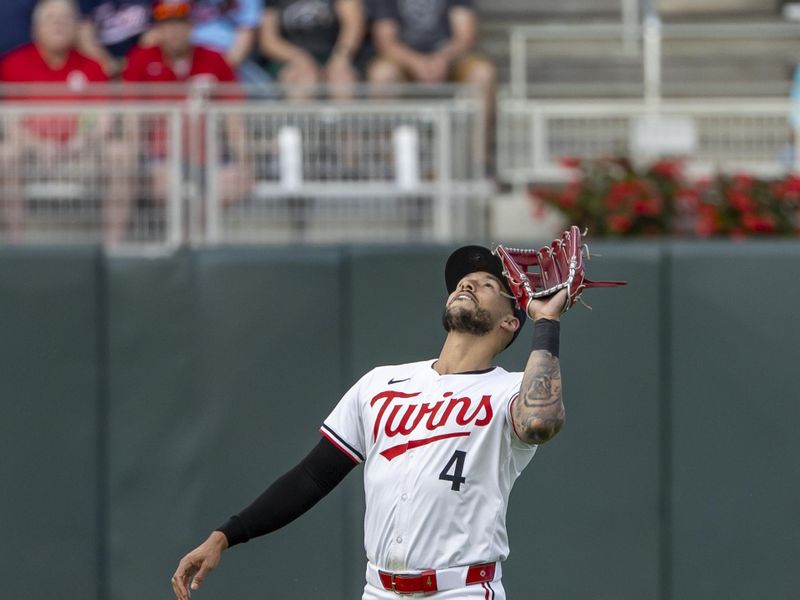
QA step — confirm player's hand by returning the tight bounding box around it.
[171,531,228,600]
[527,289,568,321]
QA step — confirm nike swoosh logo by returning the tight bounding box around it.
[388,377,411,385]
[380,432,471,461]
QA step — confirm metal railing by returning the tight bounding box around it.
[497,96,800,183]
[204,97,488,244]
[0,83,490,247]
[508,19,800,98]
[0,102,183,246]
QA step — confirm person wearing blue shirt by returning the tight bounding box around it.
[191,0,269,83]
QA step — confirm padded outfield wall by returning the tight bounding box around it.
[0,242,797,600]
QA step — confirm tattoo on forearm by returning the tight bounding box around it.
[523,355,561,406]
[514,351,565,443]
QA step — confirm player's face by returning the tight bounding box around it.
[442,272,515,336]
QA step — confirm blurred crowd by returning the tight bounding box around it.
[0,0,497,244]
[0,0,496,92]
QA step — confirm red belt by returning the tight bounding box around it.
[378,562,496,595]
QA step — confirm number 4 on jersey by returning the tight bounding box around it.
[439,450,467,491]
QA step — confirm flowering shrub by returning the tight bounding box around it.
[531,158,800,238]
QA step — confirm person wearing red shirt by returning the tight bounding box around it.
[0,0,136,244]
[123,0,251,212]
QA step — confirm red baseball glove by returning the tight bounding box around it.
[494,226,626,314]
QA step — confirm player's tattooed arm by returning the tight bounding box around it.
[512,349,565,445]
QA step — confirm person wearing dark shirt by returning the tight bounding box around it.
[0,0,135,245]
[77,0,153,77]
[368,0,495,155]
[260,0,366,97]
[369,0,494,85]
[0,0,38,57]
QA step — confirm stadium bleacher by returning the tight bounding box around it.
[0,0,798,245]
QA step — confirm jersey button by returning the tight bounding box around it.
[401,493,408,501]
[396,536,403,544]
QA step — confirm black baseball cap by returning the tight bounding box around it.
[445,245,527,347]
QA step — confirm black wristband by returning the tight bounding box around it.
[531,318,560,358]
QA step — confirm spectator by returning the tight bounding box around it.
[368,0,495,119]
[368,0,495,164]
[0,0,136,244]
[0,0,39,57]
[368,0,493,85]
[77,0,154,77]
[191,0,268,84]
[123,0,252,210]
[260,0,366,98]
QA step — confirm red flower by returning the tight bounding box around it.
[695,205,719,237]
[632,197,663,216]
[529,187,546,199]
[558,156,581,169]
[607,214,633,234]
[773,176,800,201]
[728,191,756,213]
[650,159,682,180]
[742,212,777,233]
[784,175,800,194]
[554,181,582,209]
[605,180,641,210]
[732,173,754,189]
[558,190,578,209]
[604,193,624,211]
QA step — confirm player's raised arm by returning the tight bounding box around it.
[171,436,358,600]
[495,227,626,446]
[511,291,568,445]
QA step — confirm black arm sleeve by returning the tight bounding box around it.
[216,437,358,547]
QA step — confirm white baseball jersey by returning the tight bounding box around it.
[321,359,537,573]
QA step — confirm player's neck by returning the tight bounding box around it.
[434,333,496,375]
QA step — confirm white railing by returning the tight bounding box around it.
[203,97,488,244]
[0,102,184,246]
[508,19,800,98]
[0,83,490,247]
[497,96,800,183]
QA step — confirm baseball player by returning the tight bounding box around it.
[172,245,569,600]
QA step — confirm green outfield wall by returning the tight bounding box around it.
[0,242,798,600]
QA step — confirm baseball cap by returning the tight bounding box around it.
[152,0,193,22]
[444,245,527,347]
